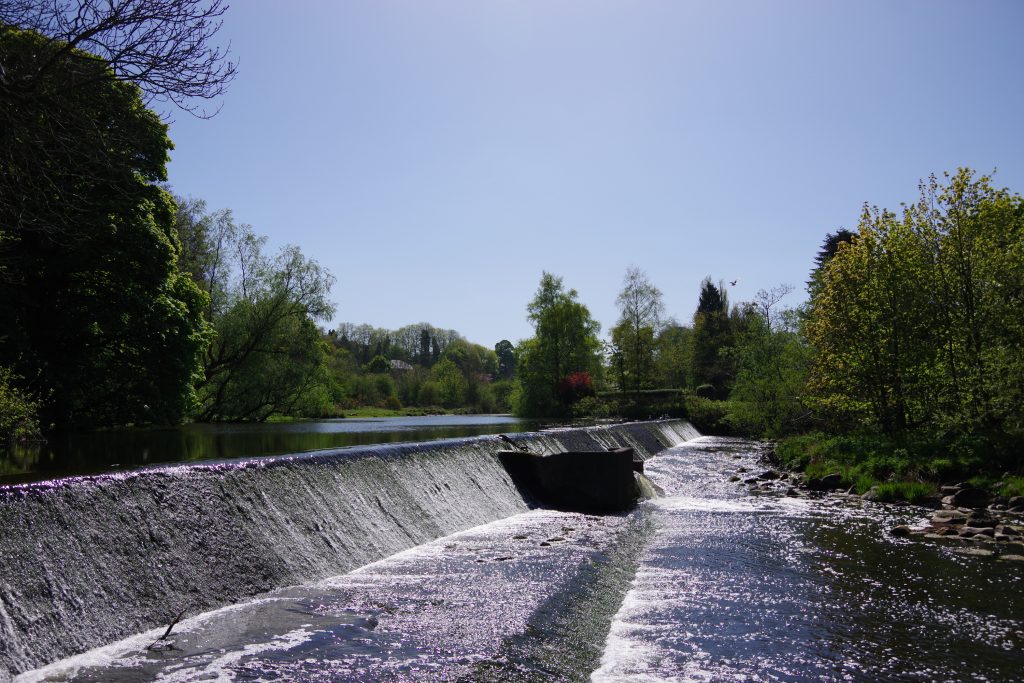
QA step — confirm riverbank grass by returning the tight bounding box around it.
[774,432,993,502]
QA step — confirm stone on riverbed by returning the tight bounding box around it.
[931,510,968,525]
[949,488,991,508]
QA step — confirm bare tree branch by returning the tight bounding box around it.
[1,0,237,118]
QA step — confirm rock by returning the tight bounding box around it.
[965,514,997,528]
[996,525,1021,536]
[512,534,528,540]
[539,541,551,547]
[931,511,968,525]
[950,488,991,508]
[786,487,800,497]
[935,527,959,536]
[960,526,996,537]
[736,467,749,473]
[1008,496,1024,508]
[940,485,961,495]
[1000,554,1024,562]
[862,487,880,501]
[744,477,759,484]
[955,547,994,557]
[890,525,913,537]
[758,470,781,481]
[923,533,950,540]
[546,536,565,542]
[728,475,741,482]
[804,473,845,491]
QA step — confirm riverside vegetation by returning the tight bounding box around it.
[1,4,1022,504]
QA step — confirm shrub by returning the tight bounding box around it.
[0,367,42,448]
[556,371,595,404]
[684,396,732,435]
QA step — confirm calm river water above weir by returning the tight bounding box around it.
[0,415,537,485]
[20,435,1023,682]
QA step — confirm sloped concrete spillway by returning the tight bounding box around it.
[0,419,699,679]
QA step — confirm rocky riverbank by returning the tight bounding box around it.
[725,457,1024,563]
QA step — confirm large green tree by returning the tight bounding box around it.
[514,272,602,417]
[0,29,208,428]
[806,169,1024,453]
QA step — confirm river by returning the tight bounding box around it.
[0,414,538,485]
[18,434,1022,682]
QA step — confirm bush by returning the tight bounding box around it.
[684,396,733,435]
[0,367,42,448]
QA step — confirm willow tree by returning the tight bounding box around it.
[173,200,336,422]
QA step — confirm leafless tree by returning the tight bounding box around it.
[0,0,237,117]
[752,284,794,332]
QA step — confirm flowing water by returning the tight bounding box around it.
[7,428,1024,681]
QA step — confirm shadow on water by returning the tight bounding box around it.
[0,415,544,486]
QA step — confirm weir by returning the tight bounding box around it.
[0,419,698,678]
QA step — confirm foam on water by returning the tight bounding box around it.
[4,419,695,679]
[594,437,1024,682]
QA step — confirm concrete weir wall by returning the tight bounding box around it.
[0,419,698,677]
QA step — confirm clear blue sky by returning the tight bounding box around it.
[165,0,1024,349]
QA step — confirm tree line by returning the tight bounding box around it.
[509,169,1022,493]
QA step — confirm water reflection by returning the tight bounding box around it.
[1,415,538,486]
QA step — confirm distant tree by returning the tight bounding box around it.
[515,272,602,417]
[691,277,734,399]
[430,358,467,407]
[728,309,812,436]
[751,284,794,333]
[175,201,336,421]
[495,339,516,380]
[366,355,390,374]
[613,267,664,392]
[808,229,856,295]
[653,322,693,389]
[419,328,432,366]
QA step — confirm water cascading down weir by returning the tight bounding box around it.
[0,419,699,681]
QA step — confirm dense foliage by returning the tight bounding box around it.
[0,29,208,429]
[514,273,602,417]
[804,169,1024,471]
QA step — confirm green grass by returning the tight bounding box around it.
[1000,476,1024,499]
[872,482,938,505]
[774,431,1001,504]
